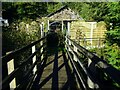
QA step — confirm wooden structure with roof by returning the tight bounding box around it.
[46,5,106,48]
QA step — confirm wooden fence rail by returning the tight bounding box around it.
[65,36,120,90]
[1,36,46,89]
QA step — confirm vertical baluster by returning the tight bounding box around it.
[40,23,43,61]
[32,46,37,74]
[68,39,72,52]
[40,23,44,38]
[67,21,70,36]
[73,45,78,62]
[47,20,49,32]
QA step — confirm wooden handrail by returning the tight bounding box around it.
[66,36,120,87]
[2,36,46,64]
[1,36,47,89]
[66,49,88,90]
[66,43,105,88]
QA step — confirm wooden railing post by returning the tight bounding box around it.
[41,41,43,61]
[73,45,78,62]
[32,45,37,74]
[6,52,16,89]
[65,36,67,51]
[47,20,49,32]
[67,21,70,36]
[40,24,43,38]
[40,23,43,61]
[68,39,72,52]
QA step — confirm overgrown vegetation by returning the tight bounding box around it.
[2,2,63,53]
[104,44,120,70]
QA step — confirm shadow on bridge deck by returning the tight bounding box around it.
[30,46,78,90]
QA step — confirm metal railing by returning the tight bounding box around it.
[1,36,47,90]
[65,36,120,90]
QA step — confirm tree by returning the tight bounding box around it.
[105,2,120,46]
[47,2,63,14]
[2,2,48,23]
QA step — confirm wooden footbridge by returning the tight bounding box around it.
[1,32,120,90]
[1,5,120,89]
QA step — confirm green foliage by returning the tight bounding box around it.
[2,2,48,23]
[47,2,63,14]
[80,3,93,21]
[67,2,108,21]
[89,47,103,57]
[104,44,120,70]
[2,22,40,53]
[105,2,120,46]
[89,44,120,70]
[66,2,82,13]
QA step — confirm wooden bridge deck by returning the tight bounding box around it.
[31,48,78,90]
